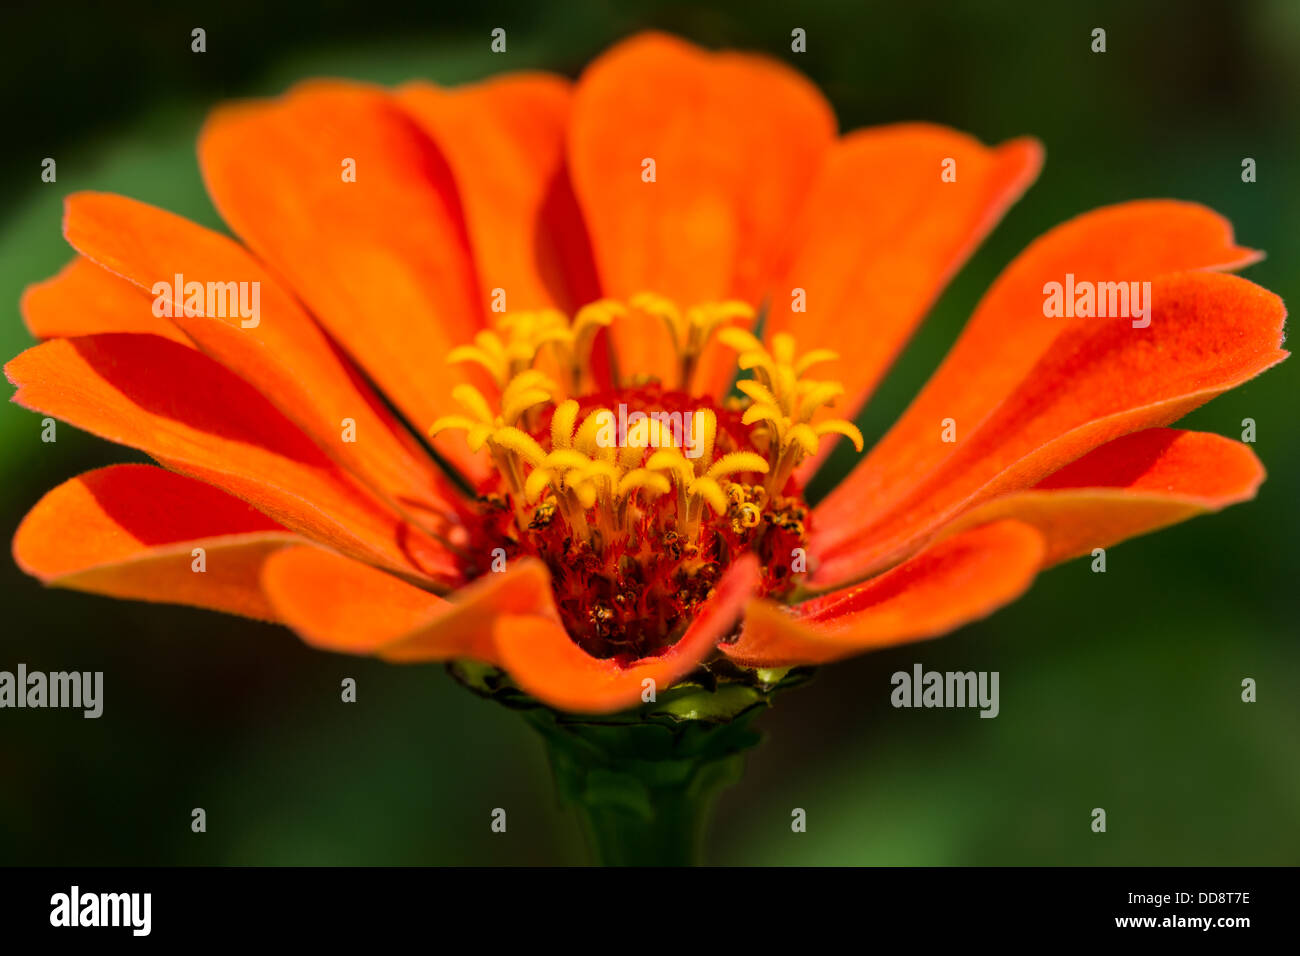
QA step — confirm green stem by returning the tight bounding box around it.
[446,658,806,866]
[520,705,764,866]
[562,748,748,866]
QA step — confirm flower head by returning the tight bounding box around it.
[9,33,1287,715]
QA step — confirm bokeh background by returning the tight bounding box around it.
[1,0,1297,865]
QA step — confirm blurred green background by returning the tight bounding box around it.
[1,0,1296,865]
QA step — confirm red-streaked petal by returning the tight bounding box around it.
[813,272,1285,586]
[817,200,1261,560]
[725,521,1044,668]
[60,191,465,533]
[772,126,1043,479]
[813,204,1278,587]
[13,464,298,620]
[6,334,462,585]
[21,255,191,345]
[568,32,836,392]
[398,73,599,314]
[198,80,488,480]
[494,553,760,713]
[939,428,1265,566]
[816,272,1285,586]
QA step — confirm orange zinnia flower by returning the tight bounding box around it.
[9,32,1287,721]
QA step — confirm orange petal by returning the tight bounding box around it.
[61,191,465,534]
[494,553,760,713]
[568,32,836,391]
[262,548,555,662]
[398,73,599,313]
[260,545,445,654]
[21,255,191,345]
[940,428,1265,566]
[13,464,298,620]
[377,558,558,663]
[198,80,488,480]
[814,203,1270,575]
[770,126,1043,478]
[6,334,462,586]
[812,271,1286,587]
[724,521,1044,668]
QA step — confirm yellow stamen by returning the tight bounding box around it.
[719,328,864,493]
[627,292,755,389]
[430,299,863,568]
[647,445,768,538]
[430,373,557,520]
[450,305,616,399]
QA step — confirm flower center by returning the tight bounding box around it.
[430,295,864,660]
